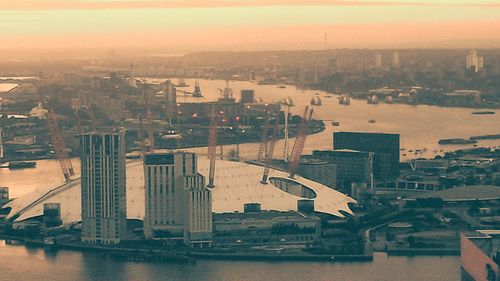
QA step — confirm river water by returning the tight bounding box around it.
[0,240,459,281]
[0,78,490,280]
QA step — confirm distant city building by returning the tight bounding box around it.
[0,186,9,207]
[313,149,373,193]
[461,230,499,281]
[43,203,62,227]
[143,152,212,247]
[298,158,337,189]
[163,79,178,118]
[444,90,482,107]
[466,49,484,73]
[81,131,127,245]
[333,132,400,181]
[375,53,383,68]
[240,89,255,104]
[392,51,400,68]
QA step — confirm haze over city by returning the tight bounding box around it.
[2,0,500,51]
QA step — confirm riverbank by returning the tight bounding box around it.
[0,234,373,264]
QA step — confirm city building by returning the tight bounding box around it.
[298,158,337,189]
[333,132,400,181]
[0,186,8,207]
[143,152,212,247]
[212,204,321,246]
[240,89,255,104]
[466,49,484,73]
[444,90,482,107]
[461,230,499,281]
[43,203,62,227]
[80,131,127,245]
[313,149,373,193]
[375,53,383,68]
[392,51,400,68]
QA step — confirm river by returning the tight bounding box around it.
[0,240,459,281]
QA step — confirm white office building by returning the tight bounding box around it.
[143,152,212,247]
[81,132,127,244]
[466,49,484,73]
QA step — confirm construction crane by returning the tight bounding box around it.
[261,115,281,184]
[288,106,314,179]
[207,107,218,188]
[137,114,147,156]
[145,107,154,152]
[257,113,272,162]
[142,85,155,153]
[46,110,75,182]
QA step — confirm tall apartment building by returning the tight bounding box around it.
[80,132,127,244]
[143,152,212,247]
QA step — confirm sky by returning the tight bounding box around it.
[1,0,500,51]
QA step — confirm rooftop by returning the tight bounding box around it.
[408,185,500,201]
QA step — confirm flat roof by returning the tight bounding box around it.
[407,185,500,201]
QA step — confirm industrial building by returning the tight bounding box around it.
[333,132,400,181]
[212,204,321,246]
[297,158,336,189]
[313,149,374,193]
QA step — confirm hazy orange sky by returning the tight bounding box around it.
[1,0,500,50]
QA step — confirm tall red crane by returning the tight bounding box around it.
[207,108,218,188]
[257,113,272,162]
[46,110,75,182]
[138,114,147,156]
[261,116,281,184]
[288,106,314,179]
[142,85,155,153]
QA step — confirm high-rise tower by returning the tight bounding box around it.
[80,131,127,244]
[143,152,212,247]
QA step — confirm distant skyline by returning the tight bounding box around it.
[1,0,500,51]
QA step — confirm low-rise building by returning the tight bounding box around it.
[213,206,321,246]
[461,230,500,281]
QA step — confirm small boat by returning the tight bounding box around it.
[367,95,379,104]
[368,119,376,123]
[161,129,182,140]
[192,79,203,97]
[438,138,477,145]
[8,161,36,169]
[331,121,340,126]
[471,111,495,115]
[338,94,350,105]
[176,78,189,87]
[310,96,322,106]
[280,97,294,106]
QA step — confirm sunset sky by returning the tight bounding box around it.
[1,0,500,50]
